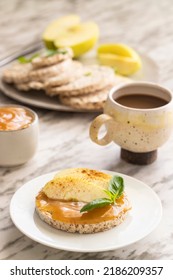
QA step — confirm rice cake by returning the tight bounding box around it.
[45,65,115,97]
[32,47,73,68]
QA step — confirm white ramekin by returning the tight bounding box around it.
[0,104,39,167]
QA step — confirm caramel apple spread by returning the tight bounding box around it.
[35,168,131,233]
[36,191,130,225]
[0,107,33,131]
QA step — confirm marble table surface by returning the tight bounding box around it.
[0,0,173,260]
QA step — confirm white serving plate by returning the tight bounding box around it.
[10,170,162,252]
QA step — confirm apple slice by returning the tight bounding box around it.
[43,15,99,57]
[97,44,142,76]
[54,22,99,57]
[43,168,111,202]
[43,14,80,49]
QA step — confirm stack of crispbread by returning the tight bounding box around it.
[2,47,131,110]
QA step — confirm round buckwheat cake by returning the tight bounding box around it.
[29,58,72,82]
[15,81,44,91]
[2,63,32,84]
[45,65,115,97]
[59,86,111,110]
[44,61,83,88]
[32,47,73,69]
[35,168,131,234]
[35,206,129,234]
[59,76,132,110]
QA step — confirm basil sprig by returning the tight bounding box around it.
[80,176,124,213]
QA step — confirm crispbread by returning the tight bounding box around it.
[59,75,131,110]
[15,81,44,91]
[36,206,128,234]
[29,59,72,82]
[44,61,83,88]
[59,86,111,110]
[45,65,115,97]
[2,63,32,84]
[32,47,73,68]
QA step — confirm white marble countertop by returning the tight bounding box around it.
[0,0,173,260]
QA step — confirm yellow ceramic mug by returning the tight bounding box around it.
[90,82,173,158]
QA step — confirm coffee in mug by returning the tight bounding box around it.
[90,82,173,164]
[115,94,168,109]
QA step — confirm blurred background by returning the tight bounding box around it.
[0,1,171,52]
[0,0,173,83]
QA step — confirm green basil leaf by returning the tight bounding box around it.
[116,179,124,198]
[18,53,40,64]
[109,176,124,199]
[104,189,114,201]
[114,176,124,198]
[108,176,124,199]
[80,176,124,213]
[80,198,111,213]
[18,56,30,63]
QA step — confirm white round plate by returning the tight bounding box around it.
[0,52,159,113]
[10,170,162,252]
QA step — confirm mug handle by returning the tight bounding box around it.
[89,114,114,146]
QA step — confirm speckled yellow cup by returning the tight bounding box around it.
[90,82,173,163]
